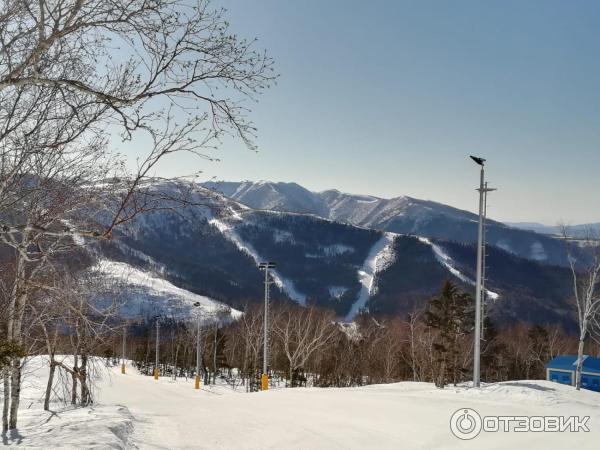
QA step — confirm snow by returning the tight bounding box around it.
[344,233,396,321]
[3,356,134,449]
[323,243,354,255]
[209,217,307,305]
[530,241,548,261]
[94,260,241,321]
[328,285,348,299]
[7,356,600,449]
[418,237,500,301]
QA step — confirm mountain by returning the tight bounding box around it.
[201,180,576,267]
[508,222,600,238]
[84,180,578,330]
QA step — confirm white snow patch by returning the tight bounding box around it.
[323,244,354,255]
[530,241,548,261]
[418,237,500,300]
[496,240,514,254]
[274,229,294,243]
[345,233,396,321]
[94,260,240,321]
[329,286,348,299]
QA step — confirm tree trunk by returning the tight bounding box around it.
[80,354,90,406]
[6,251,28,430]
[575,334,586,390]
[71,354,78,405]
[8,358,21,429]
[44,358,57,411]
[2,371,9,433]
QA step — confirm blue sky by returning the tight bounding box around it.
[142,0,600,224]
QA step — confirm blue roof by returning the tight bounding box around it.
[547,355,600,373]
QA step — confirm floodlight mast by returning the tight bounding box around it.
[471,155,485,389]
[121,323,127,375]
[259,262,276,390]
[154,317,160,380]
[193,301,202,390]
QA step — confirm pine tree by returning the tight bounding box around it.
[481,317,508,382]
[425,281,473,388]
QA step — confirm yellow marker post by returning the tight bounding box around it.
[154,368,159,380]
[195,375,201,390]
[121,363,126,375]
[261,373,269,391]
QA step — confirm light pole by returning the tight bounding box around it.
[154,318,160,380]
[193,302,202,390]
[470,156,495,388]
[121,323,127,375]
[258,261,275,391]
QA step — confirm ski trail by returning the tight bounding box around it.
[344,233,396,321]
[209,216,307,305]
[418,237,499,300]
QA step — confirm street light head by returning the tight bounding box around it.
[470,155,486,166]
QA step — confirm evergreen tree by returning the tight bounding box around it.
[424,281,473,388]
[481,317,508,382]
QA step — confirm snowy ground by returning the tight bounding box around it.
[5,357,600,449]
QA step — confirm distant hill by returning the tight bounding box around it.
[507,222,600,238]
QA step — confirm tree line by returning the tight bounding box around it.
[99,280,597,391]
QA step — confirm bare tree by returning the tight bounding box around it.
[273,303,338,387]
[561,225,600,390]
[0,0,275,430]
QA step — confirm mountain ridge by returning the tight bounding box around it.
[81,180,578,330]
[201,180,578,267]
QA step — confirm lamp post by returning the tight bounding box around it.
[121,323,127,375]
[154,318,160,380]
[469,156,496,388]
[193,302,202,390]
[258,261,276,391]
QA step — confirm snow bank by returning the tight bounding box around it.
[3,356,134,449]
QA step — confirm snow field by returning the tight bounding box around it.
[5,356,600,449]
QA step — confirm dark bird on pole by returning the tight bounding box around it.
[470,156,486,166]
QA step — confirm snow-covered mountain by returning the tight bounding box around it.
[82,180,577,329]
[202,180,575,267]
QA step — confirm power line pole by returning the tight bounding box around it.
[121,323,127,375]
[259,261,275,391]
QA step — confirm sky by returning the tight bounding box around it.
[133,0,600,225]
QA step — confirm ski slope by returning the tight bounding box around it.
[345,232,396,321]
[95,260,242,321]
[6,356,600,449]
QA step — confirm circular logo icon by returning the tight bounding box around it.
[450,408,482,440]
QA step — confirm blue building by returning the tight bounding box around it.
[546,355,600,392]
